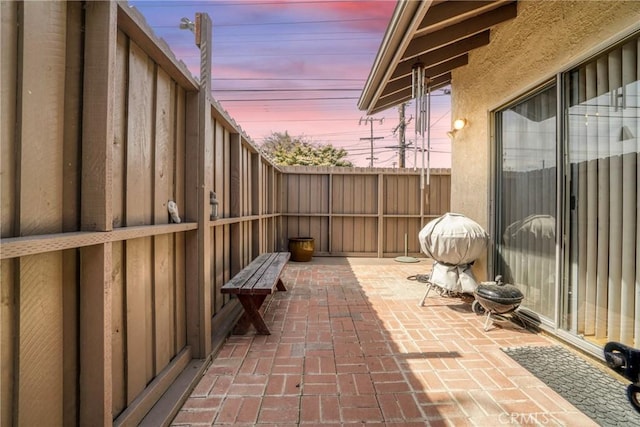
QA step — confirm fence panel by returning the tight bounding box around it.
[281,167,451,257]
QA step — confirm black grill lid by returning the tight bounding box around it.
[475,283,524,304]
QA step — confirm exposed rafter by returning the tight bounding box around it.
[359,0,519,115]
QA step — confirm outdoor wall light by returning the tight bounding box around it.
[453,118,468,130]
[210,191,219,220]
[447,118,468,139]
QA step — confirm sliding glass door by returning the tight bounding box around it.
[494,32,640,350]
[495,85,558,320]
[564,37,639,347]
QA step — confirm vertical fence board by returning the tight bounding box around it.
[125,237,153,403]
[175,232,187,352]
[124,37,156,389]
[113,31,128,229]
[154,234,171,372]
[80,243,113,426]
[112,241,126,417]
[173,87,187,352]
[18,254,64,425]
[215,227,225,312]
[18,1,65,236]
[62,249,78,426]
[154,67,174,224]
[126,41,154,226]
[0,4,17,418]
[1,259,15,427]
[62,2,82,412]
[1,1,17,238]
[15,4,67,424]
[153,67,174,372]
[62,1,82,233]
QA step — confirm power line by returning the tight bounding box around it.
[150,17,385,28]
[217,96,359,101]
[213,78,364,81]
[213,88,361,92]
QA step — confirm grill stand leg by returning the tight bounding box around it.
[483,312,493,331]
[419,283,433,307]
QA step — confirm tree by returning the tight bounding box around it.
[260,131,353,167]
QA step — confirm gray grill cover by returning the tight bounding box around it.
[430,261,479,294]
[419,213,489,265]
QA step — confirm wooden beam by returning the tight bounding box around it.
[0,223,198,260]
[404,2,517,60]
[393,32,489,79]
[418,1,514,32]
[82,0,116,232]
[185,12,213,359]
[184,89,201,354]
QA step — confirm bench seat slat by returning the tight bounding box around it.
[240,253,286,293]
[221,252,290,295]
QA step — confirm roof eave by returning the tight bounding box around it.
[358,0,432,115]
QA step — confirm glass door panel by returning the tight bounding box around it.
[496,85,557,320]
[564,37,639,347]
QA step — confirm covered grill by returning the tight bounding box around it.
[418,213,489,304]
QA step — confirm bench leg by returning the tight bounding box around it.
[236,295,271,335]
[276,277,287,291]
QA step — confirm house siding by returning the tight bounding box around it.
[450,0,640,280]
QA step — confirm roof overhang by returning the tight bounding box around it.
[359,0,519,115]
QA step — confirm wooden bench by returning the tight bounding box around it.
[221,252,290,335]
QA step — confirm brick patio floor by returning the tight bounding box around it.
[172,257,598,426]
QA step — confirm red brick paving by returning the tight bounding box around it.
[172,258,597,426]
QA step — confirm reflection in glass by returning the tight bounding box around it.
[496,85,557,319]
[565,37,639,347]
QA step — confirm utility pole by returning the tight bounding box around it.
[398,103,406,168]
[391,103,412,168]
[359,117,384,168]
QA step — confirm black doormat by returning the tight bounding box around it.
[502,345,640,426]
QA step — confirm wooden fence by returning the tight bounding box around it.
[280,166,451,257]
[0,2,450,425]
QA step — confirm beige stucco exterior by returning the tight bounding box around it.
[449,0,640,280]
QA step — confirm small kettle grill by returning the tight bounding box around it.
[472,275,524,331]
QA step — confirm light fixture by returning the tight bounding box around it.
[447,118,468,139]
[179,17,195,32]
[453,118,467,130]
[210,191,219,220]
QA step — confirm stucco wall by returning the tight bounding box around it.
[450,0,640,279]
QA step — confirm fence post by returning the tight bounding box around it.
[185,12,213,359]
[80,1,117,425]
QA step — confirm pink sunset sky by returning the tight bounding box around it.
[130,0,452,168]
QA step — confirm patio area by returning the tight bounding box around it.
[171,257,598,426]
